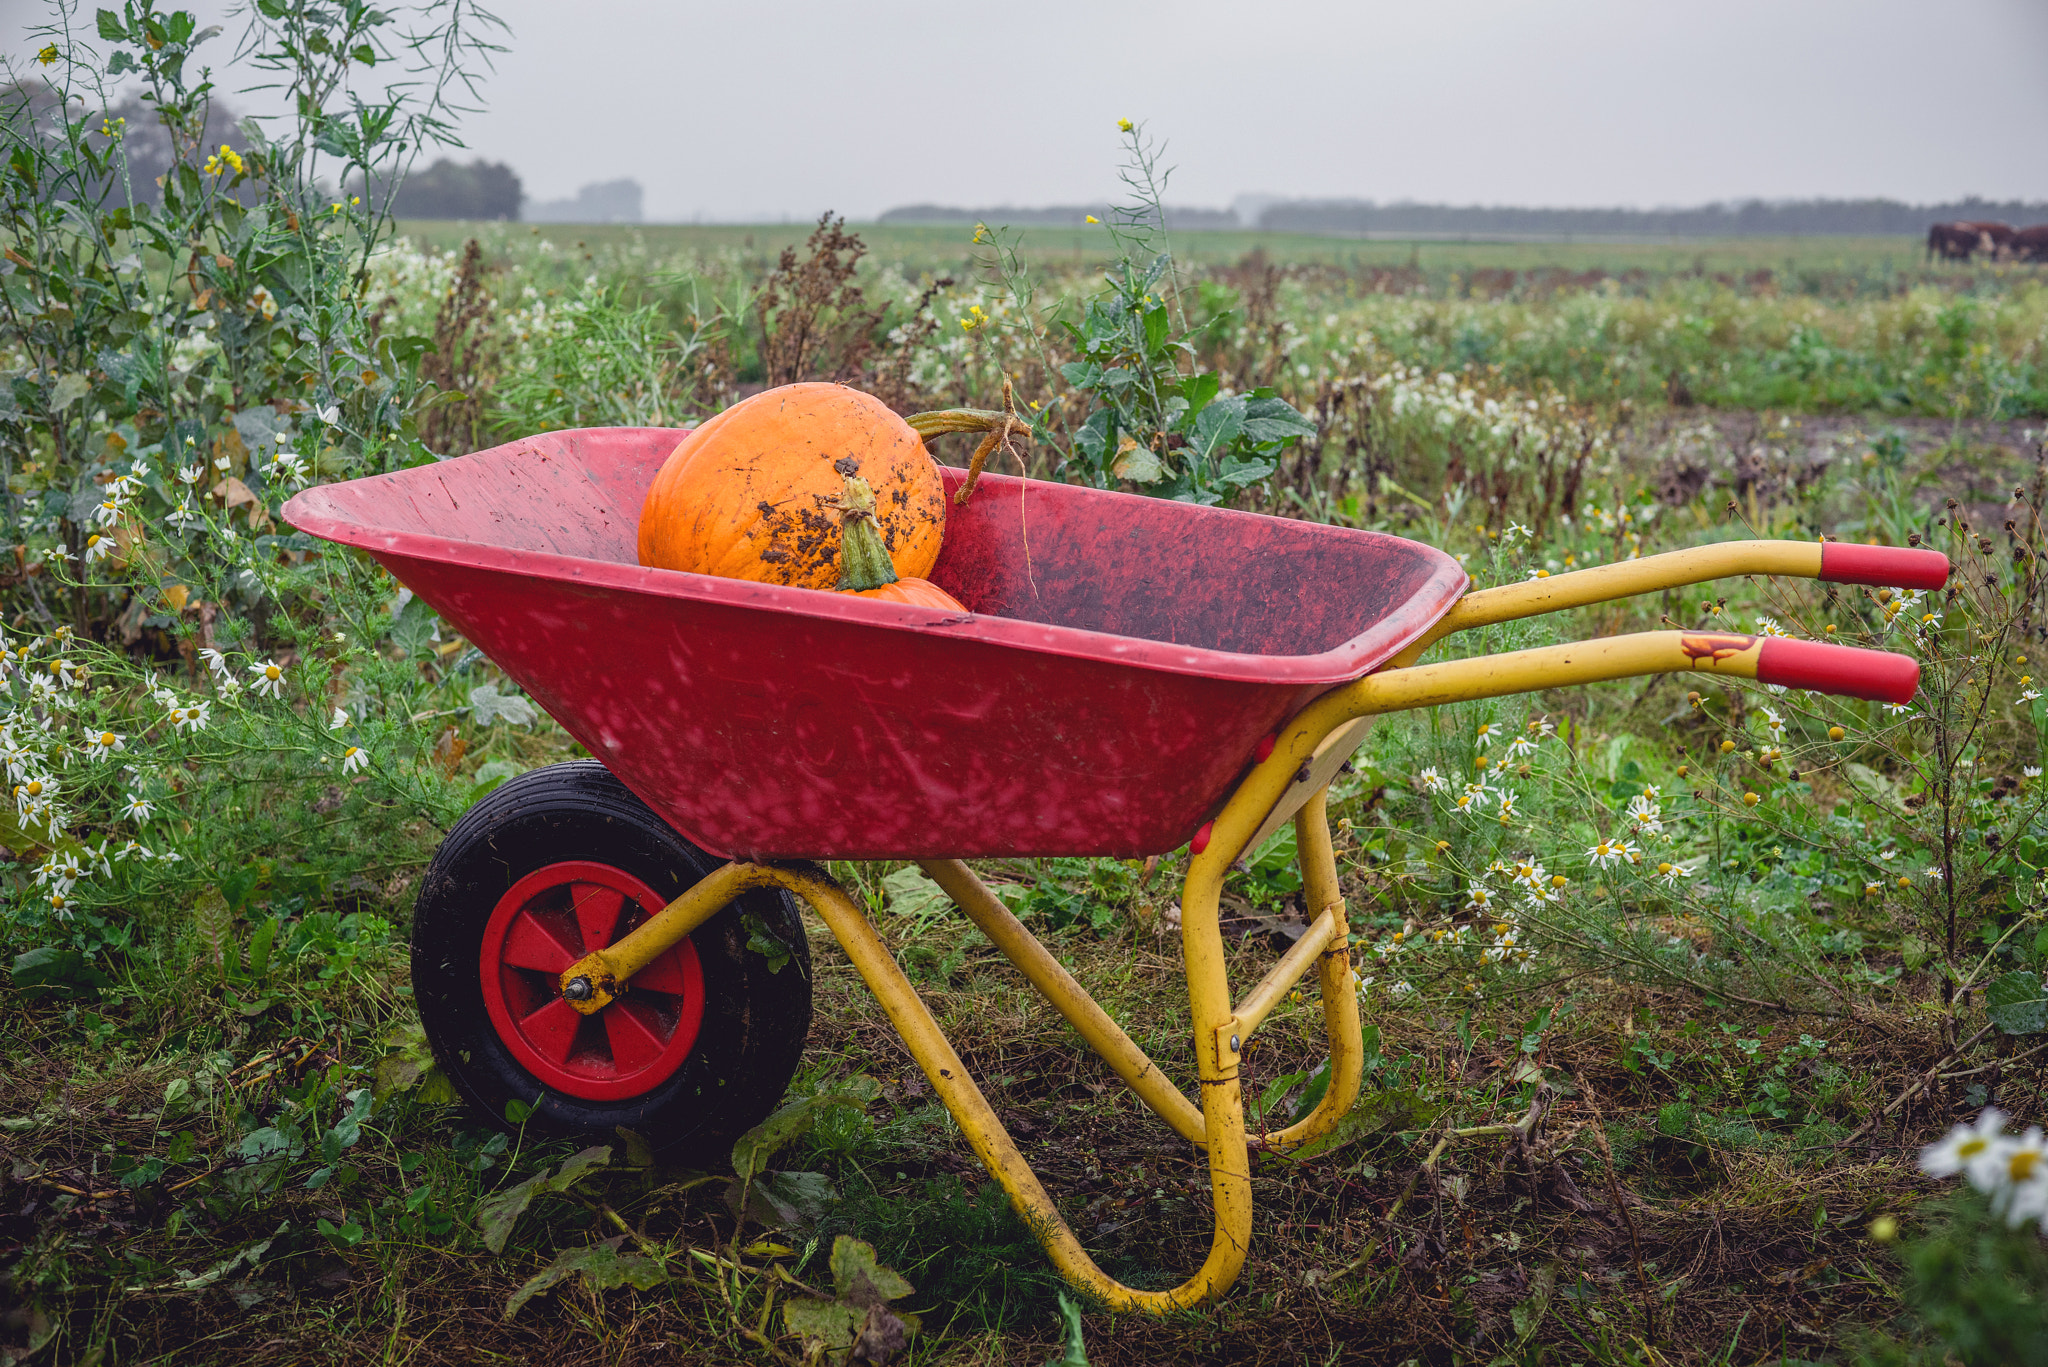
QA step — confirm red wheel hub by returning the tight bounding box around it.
[478,861,705,1101]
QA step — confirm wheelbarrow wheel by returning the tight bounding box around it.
[412,760,811,1163]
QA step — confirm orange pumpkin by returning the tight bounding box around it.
[848,577,966,611]
[638,383,945,589]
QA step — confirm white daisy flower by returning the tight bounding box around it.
[198,647,228,678]
[249,659,286,699]
[341,745,367,775]
[121,792,153,821]
[329,707,349,730]
[1587,839,1624,869]
[80,728,123,759]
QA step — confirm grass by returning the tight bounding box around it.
[398,221,2021,280]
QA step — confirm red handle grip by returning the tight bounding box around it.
[1819,543,1950,591]
[1755,637,1919,704]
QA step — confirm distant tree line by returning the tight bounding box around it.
[1255,197,2048,237]
[360,157,522,221]
[881,196,2048,237]
[878,203,1239,230]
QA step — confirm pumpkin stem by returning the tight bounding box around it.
[905,378,1034,506]
[834,474,899,592]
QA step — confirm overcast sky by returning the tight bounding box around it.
[12,0,2048,220]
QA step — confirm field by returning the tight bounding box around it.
[7,27,2048,1364]
[401,221,1976,276]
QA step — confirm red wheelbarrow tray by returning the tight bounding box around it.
[282,426,1467,861]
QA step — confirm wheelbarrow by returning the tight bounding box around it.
[283,426,1945,1312]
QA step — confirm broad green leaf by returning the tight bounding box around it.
[1177,371,1221,419]
[503,1242,664,1320]
[1240,395,1317,445]
[882,866,950,924]
[475,1170,550,1254]
[468,684,536,726]
[730,1169,836,1228]
[730,1077,880,1179]
[1141,304,1170,358]
[1190,394,1245,461]
[830,1234,914,1304]
[1110,438,1164,484]
[50,372,90,412]
[1509,1264,1558,1344]
[782,1297,864,1349]
[548,1145,611,1192]
[1292,1089,1432,1161]
[12,947,112,996]
[95,9,126,41]
[1987,970,2046,1036]
[1042,1291,1089,1366]
[476,1146,610,1254]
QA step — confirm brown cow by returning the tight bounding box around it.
[2009,225,2048,263]
[1929,223,1979,260]
[1928,221,2016,261]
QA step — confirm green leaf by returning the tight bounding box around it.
[468,684,536,726]
[782,1297,865,1349]
[1042,1291,1089,1365]
[1140,304,1170,357]
[1177,372,1221,420]
[548,1145,611,1193]
[476,1144,612,1255]
[1509,1264,1558,1344]
[1110,438,1164,484]
[475,1171,549,1254]
[503,1241,665,1320]
[1986,970,2046,1036]
[95,8,126,40]
[882,866,951,924]
[1190,394,1245,461]
[1240,394,1317,445]
[1291,1089,1432,1161]
[830,1234,914,1303]
[12,947,112,997]
[1901,935,1936,971]
[730,1169,837,1228]
[247,916,277,980]
[730,1078,879,1179]
[49,372,90,412]
[741,909,793,972]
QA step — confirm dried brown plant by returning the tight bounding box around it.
[756,213,885,388]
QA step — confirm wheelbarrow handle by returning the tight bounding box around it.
[1392,539,1950,666]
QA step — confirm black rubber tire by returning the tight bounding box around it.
[412,760,811,1164]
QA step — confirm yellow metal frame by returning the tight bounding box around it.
[551,541,1868,1311]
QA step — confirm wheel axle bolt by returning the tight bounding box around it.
[563,976,594,1002]
[1229,1035,1240,1053]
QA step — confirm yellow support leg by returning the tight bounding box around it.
[916,858,1207,1145]
[1252,790,1365,1153]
